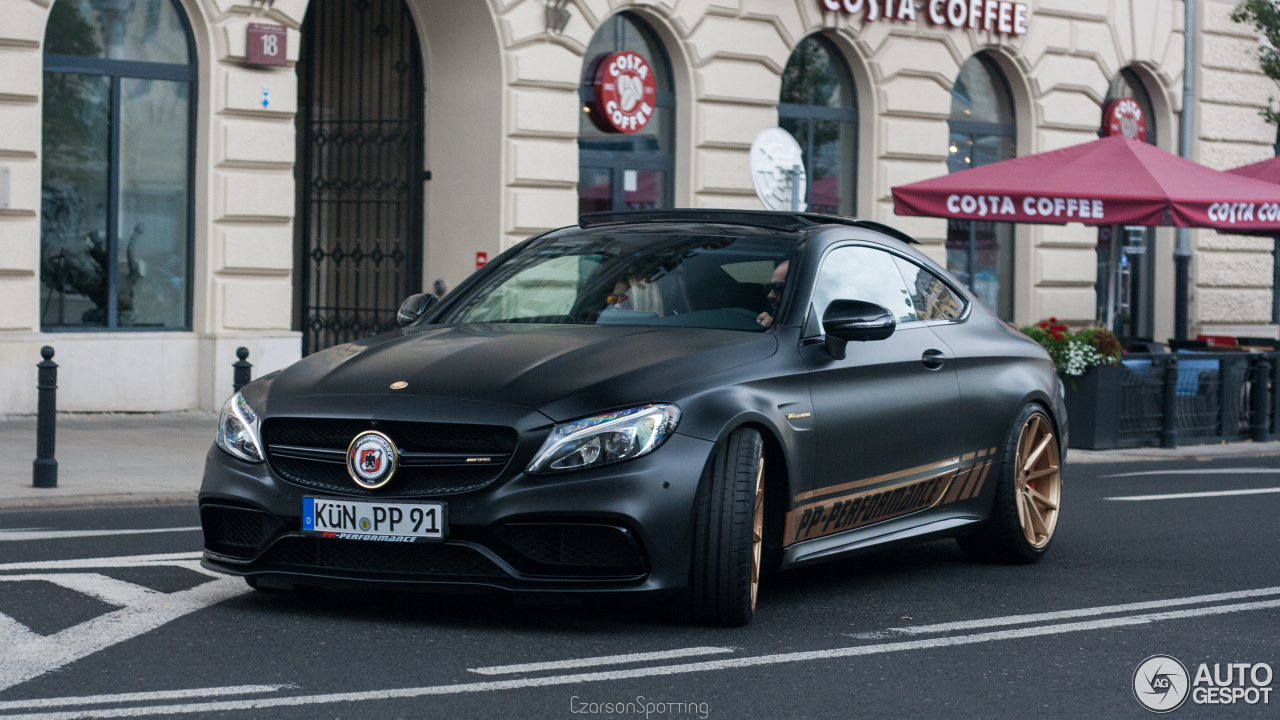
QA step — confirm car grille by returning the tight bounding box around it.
[261,418,518,497]
[202,504,290,559]
[256,536,506,577]
[492,523,648,576]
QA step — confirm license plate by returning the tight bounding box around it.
[302,497,445,542]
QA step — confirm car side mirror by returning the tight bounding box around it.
[822,300,895,360]
[397,293,438,328]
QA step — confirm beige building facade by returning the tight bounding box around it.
[0,0,1277,415]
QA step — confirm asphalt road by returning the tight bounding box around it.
[0,455,1276,719]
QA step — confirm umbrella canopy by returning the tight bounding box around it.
[1228,155,1280,184]
[892,135,1280,232]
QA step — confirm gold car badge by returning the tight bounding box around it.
[390,381,408,390]
[347,431,399,489]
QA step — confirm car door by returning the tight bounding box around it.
[788,244,963,546]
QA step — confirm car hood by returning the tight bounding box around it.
[265,323,778,421]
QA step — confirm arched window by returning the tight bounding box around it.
[1097,68,1159,338]
[578,13,674,214]
[947,54,1015,321]
[778,35,858,216]
[41,0,196,330]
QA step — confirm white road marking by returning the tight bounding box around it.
[845,585,1280,639]
[0,553,203,573]
[0,563,246,693]
[0,686,291,712]
[1099,468,1280,478]
[1104,487,1280,501]
[0,528,200,542]
[3,598,1277,719]
[468,647,735,675]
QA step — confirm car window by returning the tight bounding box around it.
[891,256,965,322]
[810,246,918,330]
[439,232,796,332]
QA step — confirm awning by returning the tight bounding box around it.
[892,135,1280,232]
[1228,155,1280,184]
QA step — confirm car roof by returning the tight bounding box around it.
[577,209,920,245]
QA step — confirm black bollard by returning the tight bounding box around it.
[32,346,58,488]
[1160,355,1179,449]
[232,347,253,393]
[1253,354,1272,442]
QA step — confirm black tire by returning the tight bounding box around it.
[957,403,1062,564]
[689,427,765,626]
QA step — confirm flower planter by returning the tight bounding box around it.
[1063,364,1121,450]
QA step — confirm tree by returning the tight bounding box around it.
[1232,0,1280,127]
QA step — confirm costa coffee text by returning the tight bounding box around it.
[821,0,1029,34]
[946,194,1105,219]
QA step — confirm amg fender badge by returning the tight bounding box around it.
[785,412,811,420]
[347,431,399,489]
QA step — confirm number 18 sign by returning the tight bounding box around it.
[247,23,287,66]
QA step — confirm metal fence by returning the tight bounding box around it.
[1110,351,1276,449]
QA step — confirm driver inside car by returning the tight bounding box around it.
[756,260,789,328]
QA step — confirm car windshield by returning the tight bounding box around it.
[437,230,798,332]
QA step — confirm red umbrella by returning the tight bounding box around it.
[1228,155,1280,184]
[892,135,1280,232]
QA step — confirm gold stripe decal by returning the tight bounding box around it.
[785,452,1002,547]
[792,456,960,504]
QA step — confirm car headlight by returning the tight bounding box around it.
[527,404,680,474]
[217,392,265,463]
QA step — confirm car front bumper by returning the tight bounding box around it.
[198,431,715,594]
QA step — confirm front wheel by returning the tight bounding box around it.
[958,404,1062,564]
[689,427,765,626]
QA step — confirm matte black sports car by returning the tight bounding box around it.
[200,209,1067,626]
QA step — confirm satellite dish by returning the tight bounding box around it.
[750,127,807,212]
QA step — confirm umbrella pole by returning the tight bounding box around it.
[967,221,976,292]
[1106,224,1120,332]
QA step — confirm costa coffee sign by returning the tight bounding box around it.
[820,0,1028,35]
[591,51,657,134]
[1101,98,1147,142]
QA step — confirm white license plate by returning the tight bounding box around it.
[302,497,445,541]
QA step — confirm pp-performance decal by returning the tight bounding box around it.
[785,448,998,546]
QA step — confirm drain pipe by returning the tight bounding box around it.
[1174,0,1197,340]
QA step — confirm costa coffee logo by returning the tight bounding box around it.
[1102,98,1147,142]
[591,51,657,134]
[820,0,1028,34]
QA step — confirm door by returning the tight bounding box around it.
[787,245,963,546]
[295,0,425,355]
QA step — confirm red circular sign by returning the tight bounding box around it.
[591,51,658,134]
[1102,98,1147,142]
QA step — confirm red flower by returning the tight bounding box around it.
[1051,331,1065,340]
[1048,317,1057,322]
[1039,321,1050,329]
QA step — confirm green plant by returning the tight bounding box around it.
[1019,318,1123,377]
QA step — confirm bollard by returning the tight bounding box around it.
[1160,355,1179,449]
[232,347,253,393]
[1253,354,1272,442]
[32,346,58,488]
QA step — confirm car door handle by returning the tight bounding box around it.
[922,349,946,370]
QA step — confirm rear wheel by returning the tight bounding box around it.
[958,405,1061,564]
[689,427,765,626]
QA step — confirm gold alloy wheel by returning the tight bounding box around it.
[750,454,765,610]
[1014,413,1062,548]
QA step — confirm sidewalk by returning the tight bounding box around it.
[3,414,1280,509]
[0,412,216,509]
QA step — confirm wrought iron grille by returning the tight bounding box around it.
[295,0,424,355]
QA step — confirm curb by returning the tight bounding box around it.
[1066,441,1280,465]
[0,492,197,512]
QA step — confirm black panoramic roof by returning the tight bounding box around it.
[577,209,919,244]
